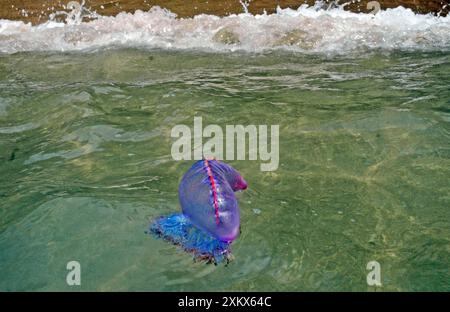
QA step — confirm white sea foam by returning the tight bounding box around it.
[0,5,449,54]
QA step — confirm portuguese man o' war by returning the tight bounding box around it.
[150,159,247,264]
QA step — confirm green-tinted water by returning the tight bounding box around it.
[0,49,449,291]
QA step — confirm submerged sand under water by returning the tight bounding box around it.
[0,49,449,290]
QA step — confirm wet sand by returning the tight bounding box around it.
[1,0,449,25]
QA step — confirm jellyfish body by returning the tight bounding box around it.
[179,159,247,242]
[150,159,247,263]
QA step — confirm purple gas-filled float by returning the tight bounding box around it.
[150,159,247,264]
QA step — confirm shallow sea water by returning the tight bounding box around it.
[0,47,449,291]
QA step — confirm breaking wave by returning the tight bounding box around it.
[1,4,450,54]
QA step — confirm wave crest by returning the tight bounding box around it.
[1,5,449,54]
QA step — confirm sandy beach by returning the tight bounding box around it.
[1,0,449,25]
